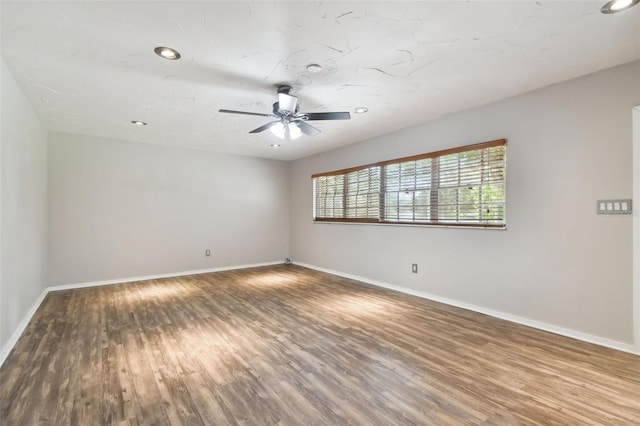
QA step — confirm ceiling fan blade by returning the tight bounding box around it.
[302,112,351,121]
[296,121,321,137]
[249,121,280,134]
[219,109,275,118]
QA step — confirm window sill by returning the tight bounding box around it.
[312,219,507,230]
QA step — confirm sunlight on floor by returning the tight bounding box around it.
[179,325,232,351]
[321,293,405,318]
[124,280,197,304]
[244,272,301,289]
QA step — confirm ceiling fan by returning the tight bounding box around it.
[219,85,350,140]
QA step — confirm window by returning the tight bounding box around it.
[313,139,506,228]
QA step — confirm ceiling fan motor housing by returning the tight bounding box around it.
[273,100,299,116]
[275,85,299,115]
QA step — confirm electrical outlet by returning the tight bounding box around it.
[412,263,418,273]
[205,249,211,257]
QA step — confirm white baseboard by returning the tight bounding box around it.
[0,288,48,367]
[294,262,639,356]
[0,261,283,368]
[47,261,284,292]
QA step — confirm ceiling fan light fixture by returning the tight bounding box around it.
[154,46,181,60]
[601,0,639,13]
[271,121,301,140]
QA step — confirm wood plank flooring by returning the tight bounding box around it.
[1,264,639,425]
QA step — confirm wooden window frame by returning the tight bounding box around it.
[312,139,507,229]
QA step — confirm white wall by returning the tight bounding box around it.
[291,61,639,345]
[48,133,290,286]
[0,58,48,354]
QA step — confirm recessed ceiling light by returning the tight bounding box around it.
[154,46,181,60]
[270,144,281,148]
[306,64,322,73]
[131,120,147,126]
[601,0,639,13]
[353,107,369,114]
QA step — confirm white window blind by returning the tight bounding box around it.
[312,139,506,228]
[345,167,380,220]
[314,174,344,219]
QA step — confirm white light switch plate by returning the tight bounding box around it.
[597,199,632,215]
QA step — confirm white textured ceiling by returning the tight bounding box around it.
[2,1,639,160]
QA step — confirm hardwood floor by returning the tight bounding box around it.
[1,264,639,425]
